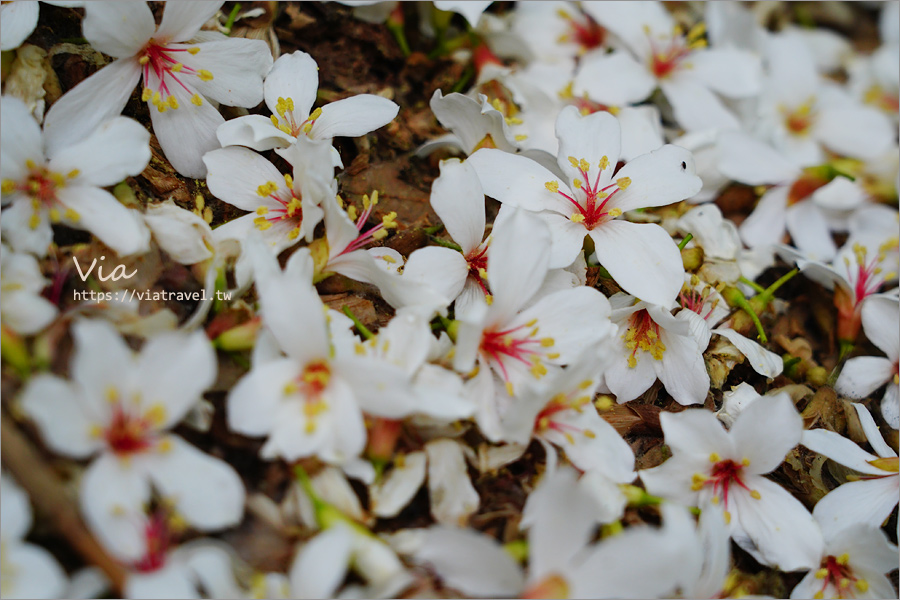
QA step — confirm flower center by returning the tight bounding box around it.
[545,155,630,230]
[1,161,82,229]
[679,277,720,321]
[523,573,570,599]
[782,98,817,136]
[466,244,491,302]
[623,309,665,367]
[270,96,322,138]
[556,7,605,53]
[133,512,171,573]
[479,319,556,395]
[533,382,597,444]
[646,23,706,80]
[339,191,398,255]
[786,170,829,205]
[139,41,210,111]
[284,359,333,433]
[692,455,760,519]
[814,554,869,598]
[863,84,899,114]
[100,392,167,456]
[253,173,306,240]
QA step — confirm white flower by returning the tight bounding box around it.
[468,106,701,306]
[452,208,614,441]
[835,293,899,428]
[1,96,151,257]
[603,293,709,406]
[19,319,244,561]
[0,243,58,335]
[756,33,893,167]
[402,158,493,314]
[640,394,825,571]
[227,242,422,465]
[0,1,83,51]
[581,0,762,132]
[216,50,399,167]
[1,473,67,599]
[42,1,273,177]
[801,403,899,533]
[790,518,898,600]
[507,1,605,64]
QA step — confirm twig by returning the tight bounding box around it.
[0,415,128,595]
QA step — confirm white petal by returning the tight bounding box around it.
[136,330,216,428]
[811,175,867,212]
[311,95,399,139]
[0,199,52,256]
[729,476,823,571]
[125,563,199,600]
[582,1,672,59]
[815,105,894,161]
[813,476,898,532]
[426,439,479,527]
[264,50,319,118]
[716,131,799,185]
[785,200,836,262]
[56,186,150,256]
[851,402,896,458]
[862,294,899,360]
[336,357,420,419]
[429,158,485,253]
[2,474,33,540]
[203,146,286,211]
[739,186,789,249]
[687,48,762,99]
[155,1,222,42]
[657,323,709,406]
[429,89,517,154]
[800,428,885,476]
[402,246,469,305]
[49,117,150,187]
[555,106,621,186]
[43,58,143,159]
[730,394,802,474]
[882,385,899,430]
[433,0,492,25]
[289,526,354,600]
[147,435,245,531]
[413,527,525,597]
[0,1,39,51]
[466,148,570,214]
[143,202,214,265]
[147,84,224,178]
[660,76,740,132]
[660,407,732,460]
[19,375,102,459]
[80,453,151,561]
[370,451,427,518]
[2,290,58,335]
[835,356,895,399]
[612,144,703,213]
[0,96,43,181]
[617,105,664,161]
[182,38,272,107]
[591,220,683,308]
[573,50,656,105]
[3,542,67,599]
[216,114,295,151]
[70,319,134,416]
[713,328,783,378]
[82,1,154,58]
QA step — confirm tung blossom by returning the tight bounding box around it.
[0,96,151,257]
[217,50,399,167]
[19,320,245,561]
[42,1,273,177]
[640,394,824,571]
[468,106,701,307]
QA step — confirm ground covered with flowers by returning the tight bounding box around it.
[1,1,898,598]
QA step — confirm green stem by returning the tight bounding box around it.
[223,3,241,35]
[753,268,798,309]
[387,21,411,56]
[428,235,463,252]
[342,307,374,340]
[738,276,766,294]
[727,289,768,343]
[450,64,475,94]
[677,233,693,251]
[423,224,445,235]
[826,340,855,387]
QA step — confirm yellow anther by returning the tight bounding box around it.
[171,62,183,72]
[288,228,300,240]
[67,169,80,179]
[254,216,272,231]
[855,579,869,592]
[750,490,761,500]
[514,134,528,141]
[382,211,398,229]
[372,229,388,240]
[139,55,150,65]
[305,421,317,434]
[598,156,609,170]
[814,568,828,579]
[1,179,15,194]
[723,511,731,524]
[152,91,162,105]
[381,254,397,264]
[347,205,358,221]
[813,592,824,599]
[157,438,173,453]
[284,173,294,188]
[145,403,167,426]
[167,95,179,109]
[579,158,590,172]
[547,352,560,359]
[836,553,850,565]
[25,159,36,169]
[485,294,493,305]
[595,395,613,410]
[48,208,61,223]
[525,319,538,327]
[29,213,41,229]
[540,337,555,347]
[283,381,298,395]
[568,156,579,168]
[687,22,706,40]
[187,46,200,54]
[256,206,269,215]
[530,361,547,378]
[142,88,152,101]
[89,424,104,439]
[544,180,560,193]
[191,93,203,106]
[709,453,720,463]
[583,429,596,439]
[741,457,751,466]
[505,381,514,396]
[570,213,585,223]
[478,267,488,279]
[607,208,622,218]
[197,69,214,81]
[309,106,322,121]
[157,103,168,113]
[616,177,632,189]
